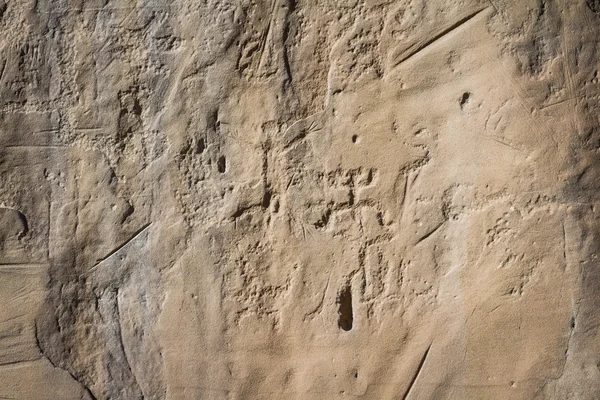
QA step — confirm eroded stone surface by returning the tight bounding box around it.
[0,0,600,399]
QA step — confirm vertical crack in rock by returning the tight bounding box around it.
[337,284,353,331]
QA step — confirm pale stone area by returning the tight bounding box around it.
[1,0,600,399]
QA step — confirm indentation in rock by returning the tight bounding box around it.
[120,201,135,223]
[460,92,471,109]
[262,190,272,209]
[196,137,206,154]
[337,284,353,331]
[271,197,280,213]
[117,88,143,143]
[314,208,331,229]
[217,155,227,173]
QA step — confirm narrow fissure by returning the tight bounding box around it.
[217,155,227,173]
[337,284,353,331]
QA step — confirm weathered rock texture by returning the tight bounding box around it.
[1,0,600,398]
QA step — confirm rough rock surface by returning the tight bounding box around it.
[1,0,600,399]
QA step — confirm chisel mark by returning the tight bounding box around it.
[92,222,151,268]
[402,343,432,400]
[393,7,490,68]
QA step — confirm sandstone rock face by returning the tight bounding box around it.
[1,0,600,399]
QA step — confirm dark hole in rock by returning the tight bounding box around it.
[262,190,272,208]
[197,138,205,154]
[337,284,353,331]
[460,92,471,109]
[217,155,227,173]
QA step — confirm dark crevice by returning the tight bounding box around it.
[196,137,205,154]
[16,210,28,239]
[261,190,272,209]
[217,155,227,173]
[337,284,353,331]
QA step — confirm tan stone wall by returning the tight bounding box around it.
[0,0,599,398]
